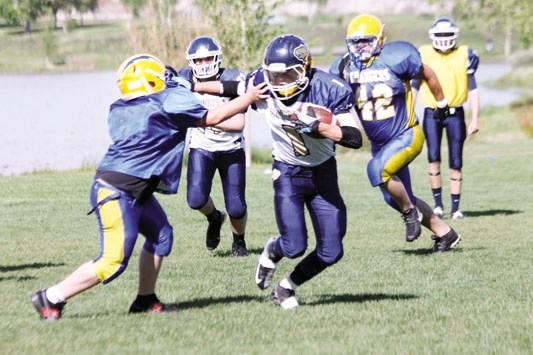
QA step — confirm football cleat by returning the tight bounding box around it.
[255,237,279,290]
[270,284,299,310]
[402,207,422,242]
[206,210,226,250]
[432,228,461,252]
[128,301,179,314]
[30,289,66,322]
[433,206,444,219]
[451,210,464,220]
[231,241,248,257]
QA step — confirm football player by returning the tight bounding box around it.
[329,14,461,252]
[246,34,363,309]
[411,17,480,220]
[30,54,267,321]
[169,36,249,257]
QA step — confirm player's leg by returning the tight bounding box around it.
[445,108,467,219]
[423,107,445,216]
[272,158,347,310]
[31,180,140,321]
[218,148,248,256]
[255,161,307,290]
[187,148,225,250]
[129,196,177,313]
[368,126,424,242]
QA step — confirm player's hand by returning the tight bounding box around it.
[293,118,320,134]
[468,122,479,136]
[164,66,193,90]
[164,66,178,87]
[433,105,450,122]
[244,80,268,102]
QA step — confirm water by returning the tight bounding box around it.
[0,63,521,176]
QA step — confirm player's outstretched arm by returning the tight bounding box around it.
[200,81,268,127]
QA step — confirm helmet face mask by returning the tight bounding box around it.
[116,54,166,101]
[345,14,384,69]
[263,34,312,101]
[429,18,459,52]
[186,36,223,79]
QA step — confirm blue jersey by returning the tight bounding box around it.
[97,86,208,194]
[330,41,423,147]
[251,68,356,166]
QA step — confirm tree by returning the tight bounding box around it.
[0,0,48,32]
[194,0,285,72]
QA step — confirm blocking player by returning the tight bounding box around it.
[30,53,267,321]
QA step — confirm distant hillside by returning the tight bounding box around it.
[89,0,451,20]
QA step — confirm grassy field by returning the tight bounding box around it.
[0,103,532,353]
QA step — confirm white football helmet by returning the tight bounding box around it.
[429,17,459,52]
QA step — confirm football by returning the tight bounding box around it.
[304,104,338,125]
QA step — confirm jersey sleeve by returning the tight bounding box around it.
[328,54,348,79]
[387,41,423,81]
[310,70,355,115]
[161,87,208,120]
[467,48,480,75]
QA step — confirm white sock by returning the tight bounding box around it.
[46,286,66,304]
[279,276,298,291]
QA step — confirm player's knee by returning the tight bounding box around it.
[450,159,462,170]
[187,193,208,210]
[94,258,128,284]
[226,201,247,220]
[281,239,307,259]
[367,160,384,187]
[144,224,174,257]
[321,249,344,265]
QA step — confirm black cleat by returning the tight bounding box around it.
[128,300,179,314]
[30,289,66,322]
[206,210,226,250]
[403,207,422,242]
[432,228,461,252]
[231,241,248,257]
[270,284,299,310]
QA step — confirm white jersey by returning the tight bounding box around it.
[181,68,245,152]
[252,68,357,167]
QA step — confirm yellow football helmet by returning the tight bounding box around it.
[345,14,384,68]
[116,54,166,101]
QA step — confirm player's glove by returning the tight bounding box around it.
[164,66,193,90]
[292,111,320,134]
[164,66,178,87]
[433,99,450,122]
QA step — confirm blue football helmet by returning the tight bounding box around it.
[186,36,223,79]
[429,17,459,52]
[262,34,312,101]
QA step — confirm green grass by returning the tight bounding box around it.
[0,104,532,354]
